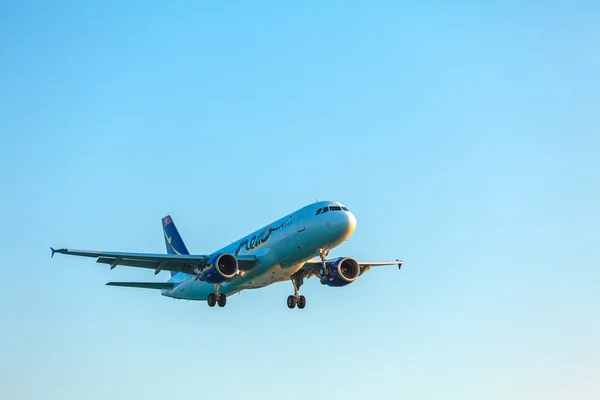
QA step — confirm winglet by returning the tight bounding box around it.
[51,248,67,258]
[397,259,405,270]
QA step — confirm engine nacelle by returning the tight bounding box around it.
[199,253,238,283]
[320,257,360,287]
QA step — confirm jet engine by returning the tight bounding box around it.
[199,253,238,283]
[320,257,361,287]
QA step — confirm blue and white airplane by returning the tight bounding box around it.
[52,201,404,309]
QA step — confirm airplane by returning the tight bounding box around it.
[51,201,404,309]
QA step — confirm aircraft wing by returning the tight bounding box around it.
[106,282,175,290]
[301,258,404,278]
[50,248,257,274]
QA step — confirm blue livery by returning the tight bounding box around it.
[52,201,405,309]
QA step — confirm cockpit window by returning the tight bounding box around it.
[341,207,349,211]
[330,206,342,211]
[321,207,329,214]
[315,208,322,215]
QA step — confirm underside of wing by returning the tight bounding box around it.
[51,248,258,275]
[301,258,405,279]
[53,248,208,274]
[235,255,258,271]
[106,282,175,290]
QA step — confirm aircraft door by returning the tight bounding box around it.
[297,212,305,233]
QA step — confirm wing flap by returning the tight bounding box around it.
[96,256,195,274]
[97,257,160,269]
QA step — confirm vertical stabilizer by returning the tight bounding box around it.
[162,215,190,277]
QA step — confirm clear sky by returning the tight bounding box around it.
[1,1,599,399]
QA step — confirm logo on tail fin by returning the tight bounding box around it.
[162,215,189,257]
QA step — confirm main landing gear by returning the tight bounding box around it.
[207,284,227,307]
[287,270,307,309]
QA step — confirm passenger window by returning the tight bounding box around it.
[330,206,342,211]
[315,208,322,215]
[321,207,329,214]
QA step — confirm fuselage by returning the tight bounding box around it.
[162,201,357,300]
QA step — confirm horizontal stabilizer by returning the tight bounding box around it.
[106,282,175,290]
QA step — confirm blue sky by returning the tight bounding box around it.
[1,1,599,399]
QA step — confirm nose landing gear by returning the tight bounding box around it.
[287,270,307,309]
[317,248,331,285]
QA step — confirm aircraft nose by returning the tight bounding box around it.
[341,210,357,238]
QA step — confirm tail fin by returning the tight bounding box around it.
[162,215,190,277]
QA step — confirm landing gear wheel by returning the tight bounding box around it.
[297,295,306,309]
[217,293,226,307]
[207,293,216,307]
[287,295,297,309]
